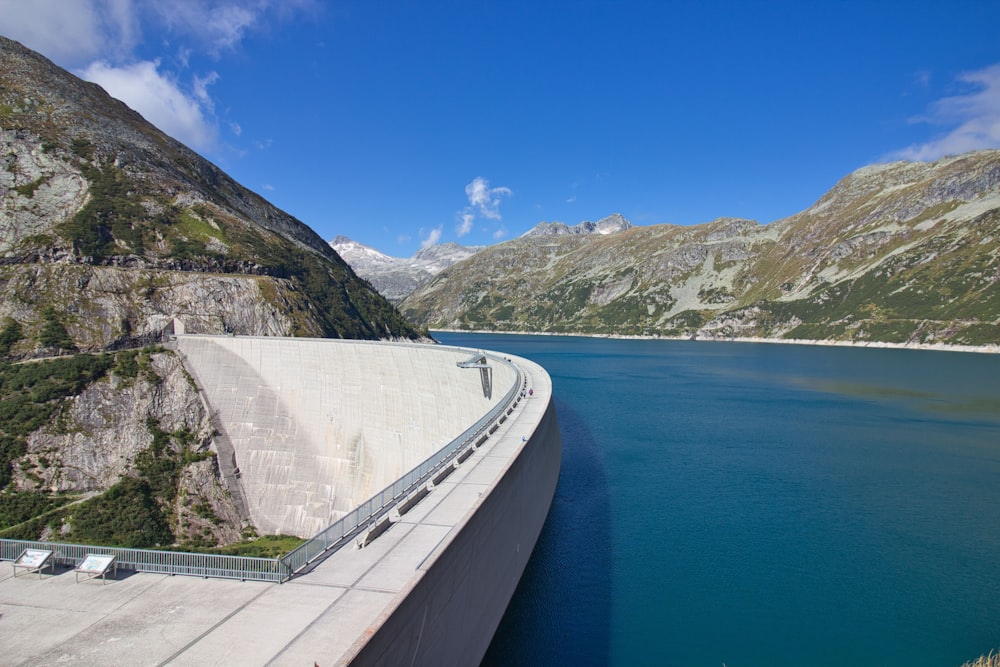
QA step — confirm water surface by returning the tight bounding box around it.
[434,334,1000,667]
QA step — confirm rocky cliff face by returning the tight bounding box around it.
[12,349,245,546]
[401,151,1000,347]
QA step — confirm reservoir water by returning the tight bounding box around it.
[433,333,1000,667]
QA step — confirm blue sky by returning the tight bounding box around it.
[3,1,1000,257]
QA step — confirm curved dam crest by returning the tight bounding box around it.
[176,336,518,538]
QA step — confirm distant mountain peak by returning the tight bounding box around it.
[330,236,482,302]
[522,213,634,238]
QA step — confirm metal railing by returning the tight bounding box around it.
[277,351,524,579]
[0,538,284,582]
[1,350,527,584]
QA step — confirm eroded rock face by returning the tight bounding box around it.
[0,264,313,351]
[16,350,246,545]
[17,352,198,492]
[0,129,89,252]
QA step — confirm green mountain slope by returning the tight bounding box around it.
[402,151,1000,346]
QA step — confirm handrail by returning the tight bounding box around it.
[277,351,524,580]
[1,350,527,584]
[0,538,283,582]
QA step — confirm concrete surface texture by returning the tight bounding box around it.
[0,339,560,666]
[176,336,518,537]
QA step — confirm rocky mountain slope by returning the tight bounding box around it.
[0,36,420,350]
[401,151,1000,347]
[0,35,421,549]
[331,236,481,302]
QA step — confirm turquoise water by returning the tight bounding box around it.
[433,333,1000,667]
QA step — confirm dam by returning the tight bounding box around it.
[0,336,562,665]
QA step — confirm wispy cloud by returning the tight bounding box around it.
[0,0,140,66]
[421,226,443,248]
[457,177,512,237]
[0,0,313,154]
[149,1,257,57]
[888,63,1000,161]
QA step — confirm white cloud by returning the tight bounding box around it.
[150,1,319,56]
[888,63,1000,161]
[79,59,217,150]
[421,226,443,248]
[150,1,256,56]
[0,0,140,66]
[492,225,507,240]
[457,177,512,236]
[0,1,317,155]
[456,212,474,237]
[465,176,512,219]
[192,71,220,111]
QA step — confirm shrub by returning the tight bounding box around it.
[0,322,23,362]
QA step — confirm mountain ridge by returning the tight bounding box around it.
[397,150,1000,347]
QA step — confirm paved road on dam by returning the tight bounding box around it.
[0,337,560,666]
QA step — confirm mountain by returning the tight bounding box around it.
[521,213,633,237]
[401,151,1000,347]
[0,35,420,550]
[331,236,481,303]
[0,35,420,351]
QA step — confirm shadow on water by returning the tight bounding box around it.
[481,397,613,666]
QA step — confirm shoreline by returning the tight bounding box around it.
[430,328,1000,355]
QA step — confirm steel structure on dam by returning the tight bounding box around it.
[0,336,562,666]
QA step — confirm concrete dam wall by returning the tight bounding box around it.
[176,336,518,538]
